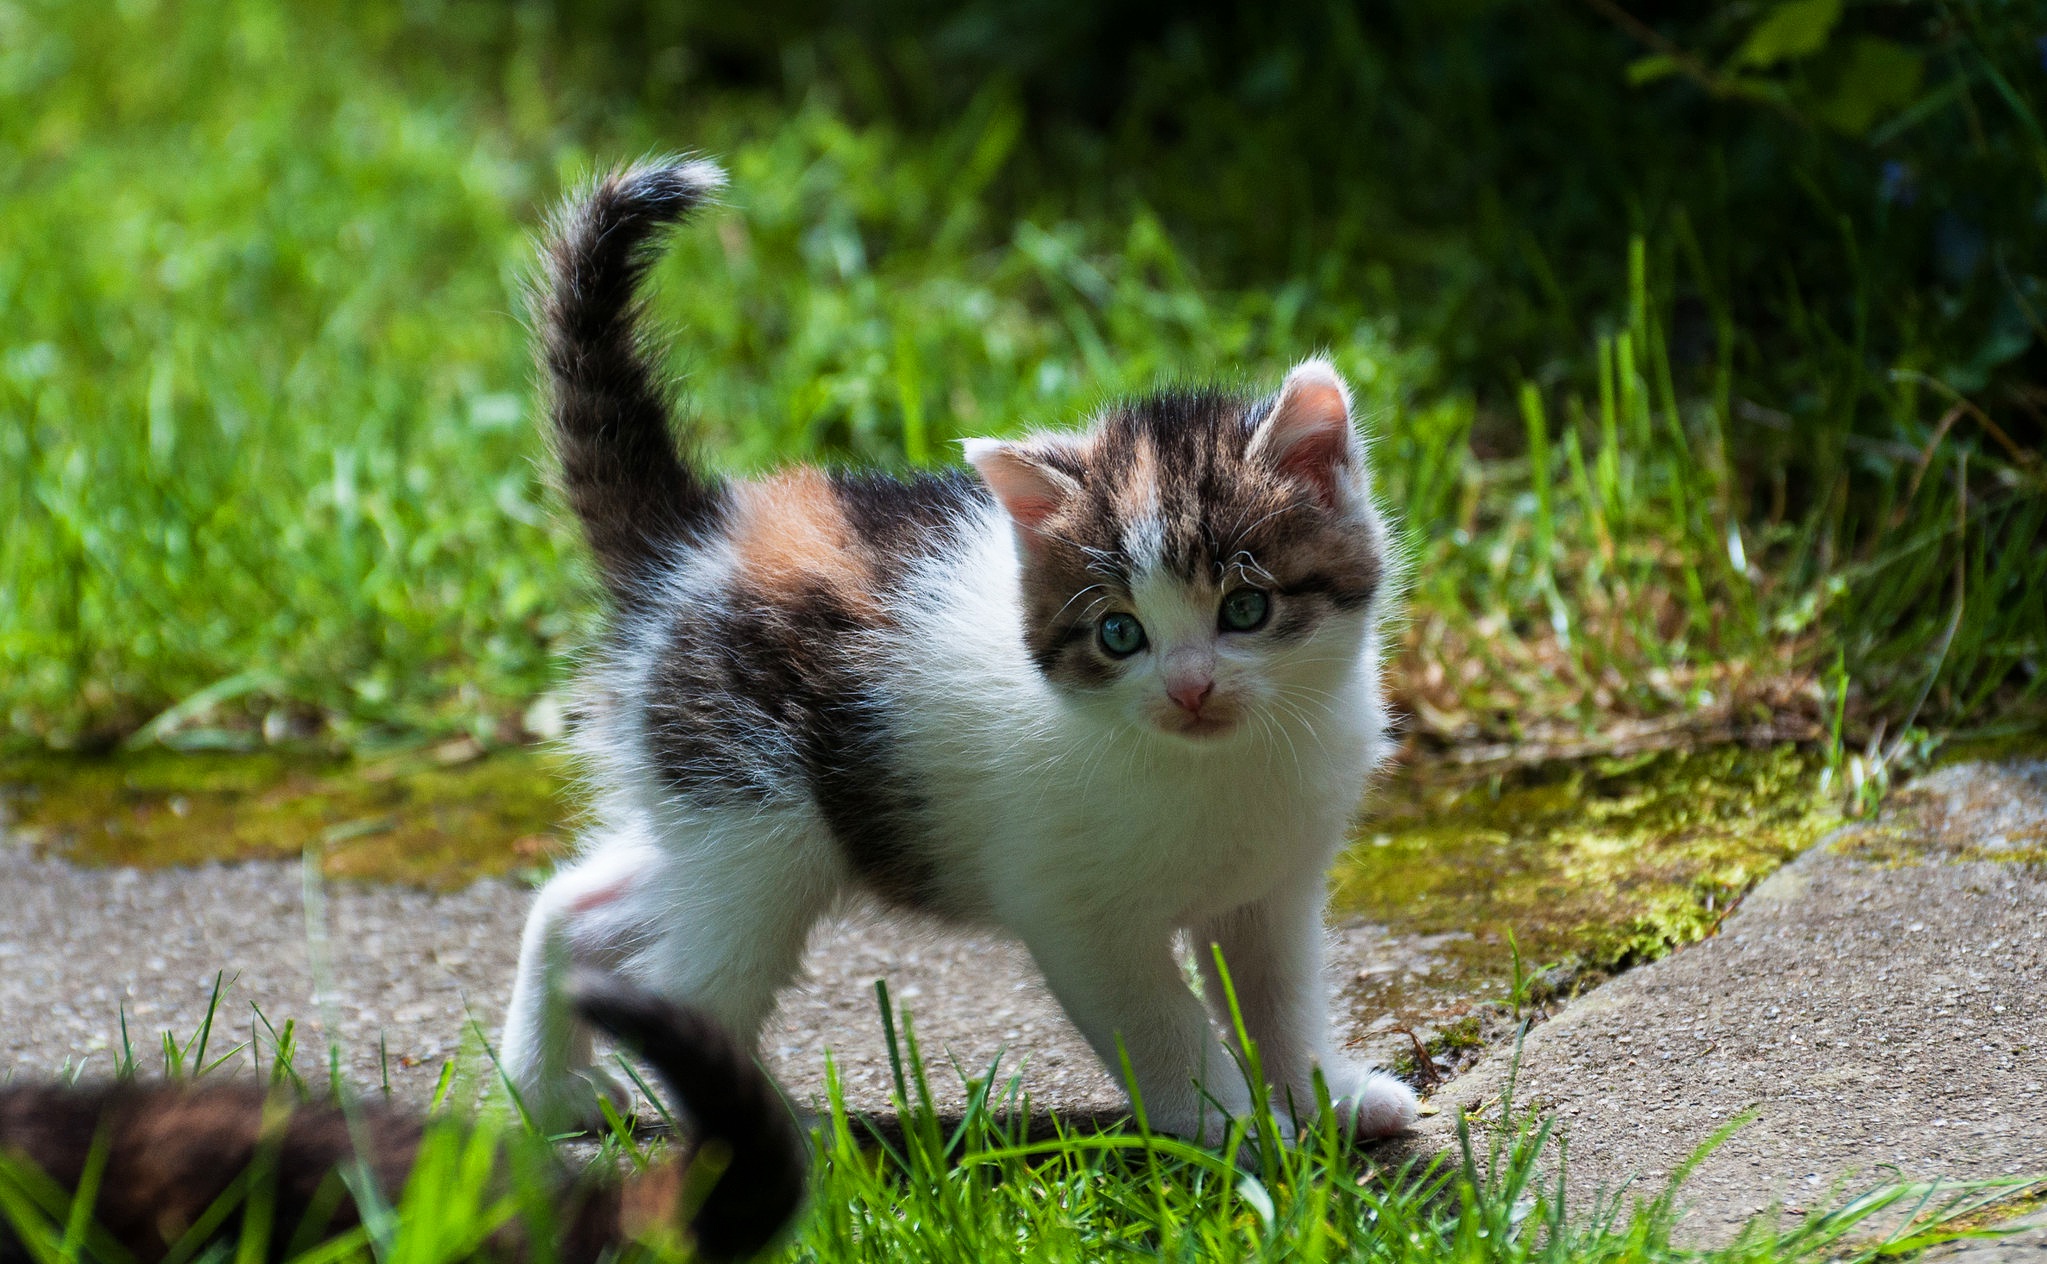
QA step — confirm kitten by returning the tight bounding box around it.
[503,159,1418,1144]
[0,973,805,1264]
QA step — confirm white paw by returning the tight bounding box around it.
[1146,1100,1249,1147]
[1141,1080,1267,1147]
[1312,1061,1420,1138]
[1333,1070,1420,1138]
[513,1062,633,1135]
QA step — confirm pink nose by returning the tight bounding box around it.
[1167,677,1213,714]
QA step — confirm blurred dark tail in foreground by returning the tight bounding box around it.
[0,974,806,1264]
[535,159,730,608]
[568,970,808,1261]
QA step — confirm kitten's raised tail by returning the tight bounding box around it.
[537,159,728,606]
[569,971,807,1261]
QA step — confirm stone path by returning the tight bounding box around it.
[1393,758,2047,1243]
[4,757,2042,1247]
[0,842,1453,1117]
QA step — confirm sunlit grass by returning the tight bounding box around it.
[2,0,2041,759]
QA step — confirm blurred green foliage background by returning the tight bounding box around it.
[2,0,2042,755]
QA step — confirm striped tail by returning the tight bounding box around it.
[535,159,730,606]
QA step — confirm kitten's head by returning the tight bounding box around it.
[964,359,1387,744]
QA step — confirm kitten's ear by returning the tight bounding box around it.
[1248,358,1362,509]
[963,438,1080,535]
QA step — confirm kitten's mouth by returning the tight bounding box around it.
[1157,709,1239,740]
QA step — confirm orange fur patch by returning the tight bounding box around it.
[731,470,875,606]
[568,876,633,914]
[617,1165,687,1242]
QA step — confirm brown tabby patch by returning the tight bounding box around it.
[1016,388,1382,686]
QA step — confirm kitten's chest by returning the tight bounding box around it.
[1057,781,1310,908]
[930,729,1361,924]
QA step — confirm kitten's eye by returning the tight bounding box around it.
[1220,588,1271,632]
[1097,613,1147,657]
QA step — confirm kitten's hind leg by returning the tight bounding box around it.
[505,807,839,1132]
[501,834,651,1133]
[617,805,843,1059]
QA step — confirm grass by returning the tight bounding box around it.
[3,6,2041,1257]
[4,977,2033,1264]
[3,0,2042,760]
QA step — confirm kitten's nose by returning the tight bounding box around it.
[1166,676,1213,714]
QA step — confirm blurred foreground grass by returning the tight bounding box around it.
[2,0,2043,760]
[6,974,2020,1264]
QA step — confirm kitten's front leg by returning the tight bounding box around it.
[1021,921,1251,1143]
[1194,868,1418,1138]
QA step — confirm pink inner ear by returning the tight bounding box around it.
[965,441,1075,533]
[1256,371,1354,507]
[1274,423,1348,502]
[995,484,1064,530]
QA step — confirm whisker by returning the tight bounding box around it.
[1049,583,1111,625]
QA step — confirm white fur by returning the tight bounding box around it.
[873,507,1407,1136]
[502,438,1417,1142]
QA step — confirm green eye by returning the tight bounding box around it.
[1220,588,1270,632]
[1098,613,1147,657]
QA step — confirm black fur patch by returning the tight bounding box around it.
[643,581,946,912]
[831,467,987,585]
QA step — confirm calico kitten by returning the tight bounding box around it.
[0,974,805,1264]
[503,159,1418,1144]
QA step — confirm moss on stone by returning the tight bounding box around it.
[1932,728,2047,768]
[2,743,1841,968]
[1837,757,2047,870]
[1334,745,1840,1018]
[0,746,573,889]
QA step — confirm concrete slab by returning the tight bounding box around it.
[1399,759,2047,1243]
[0,842,1448,1117]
